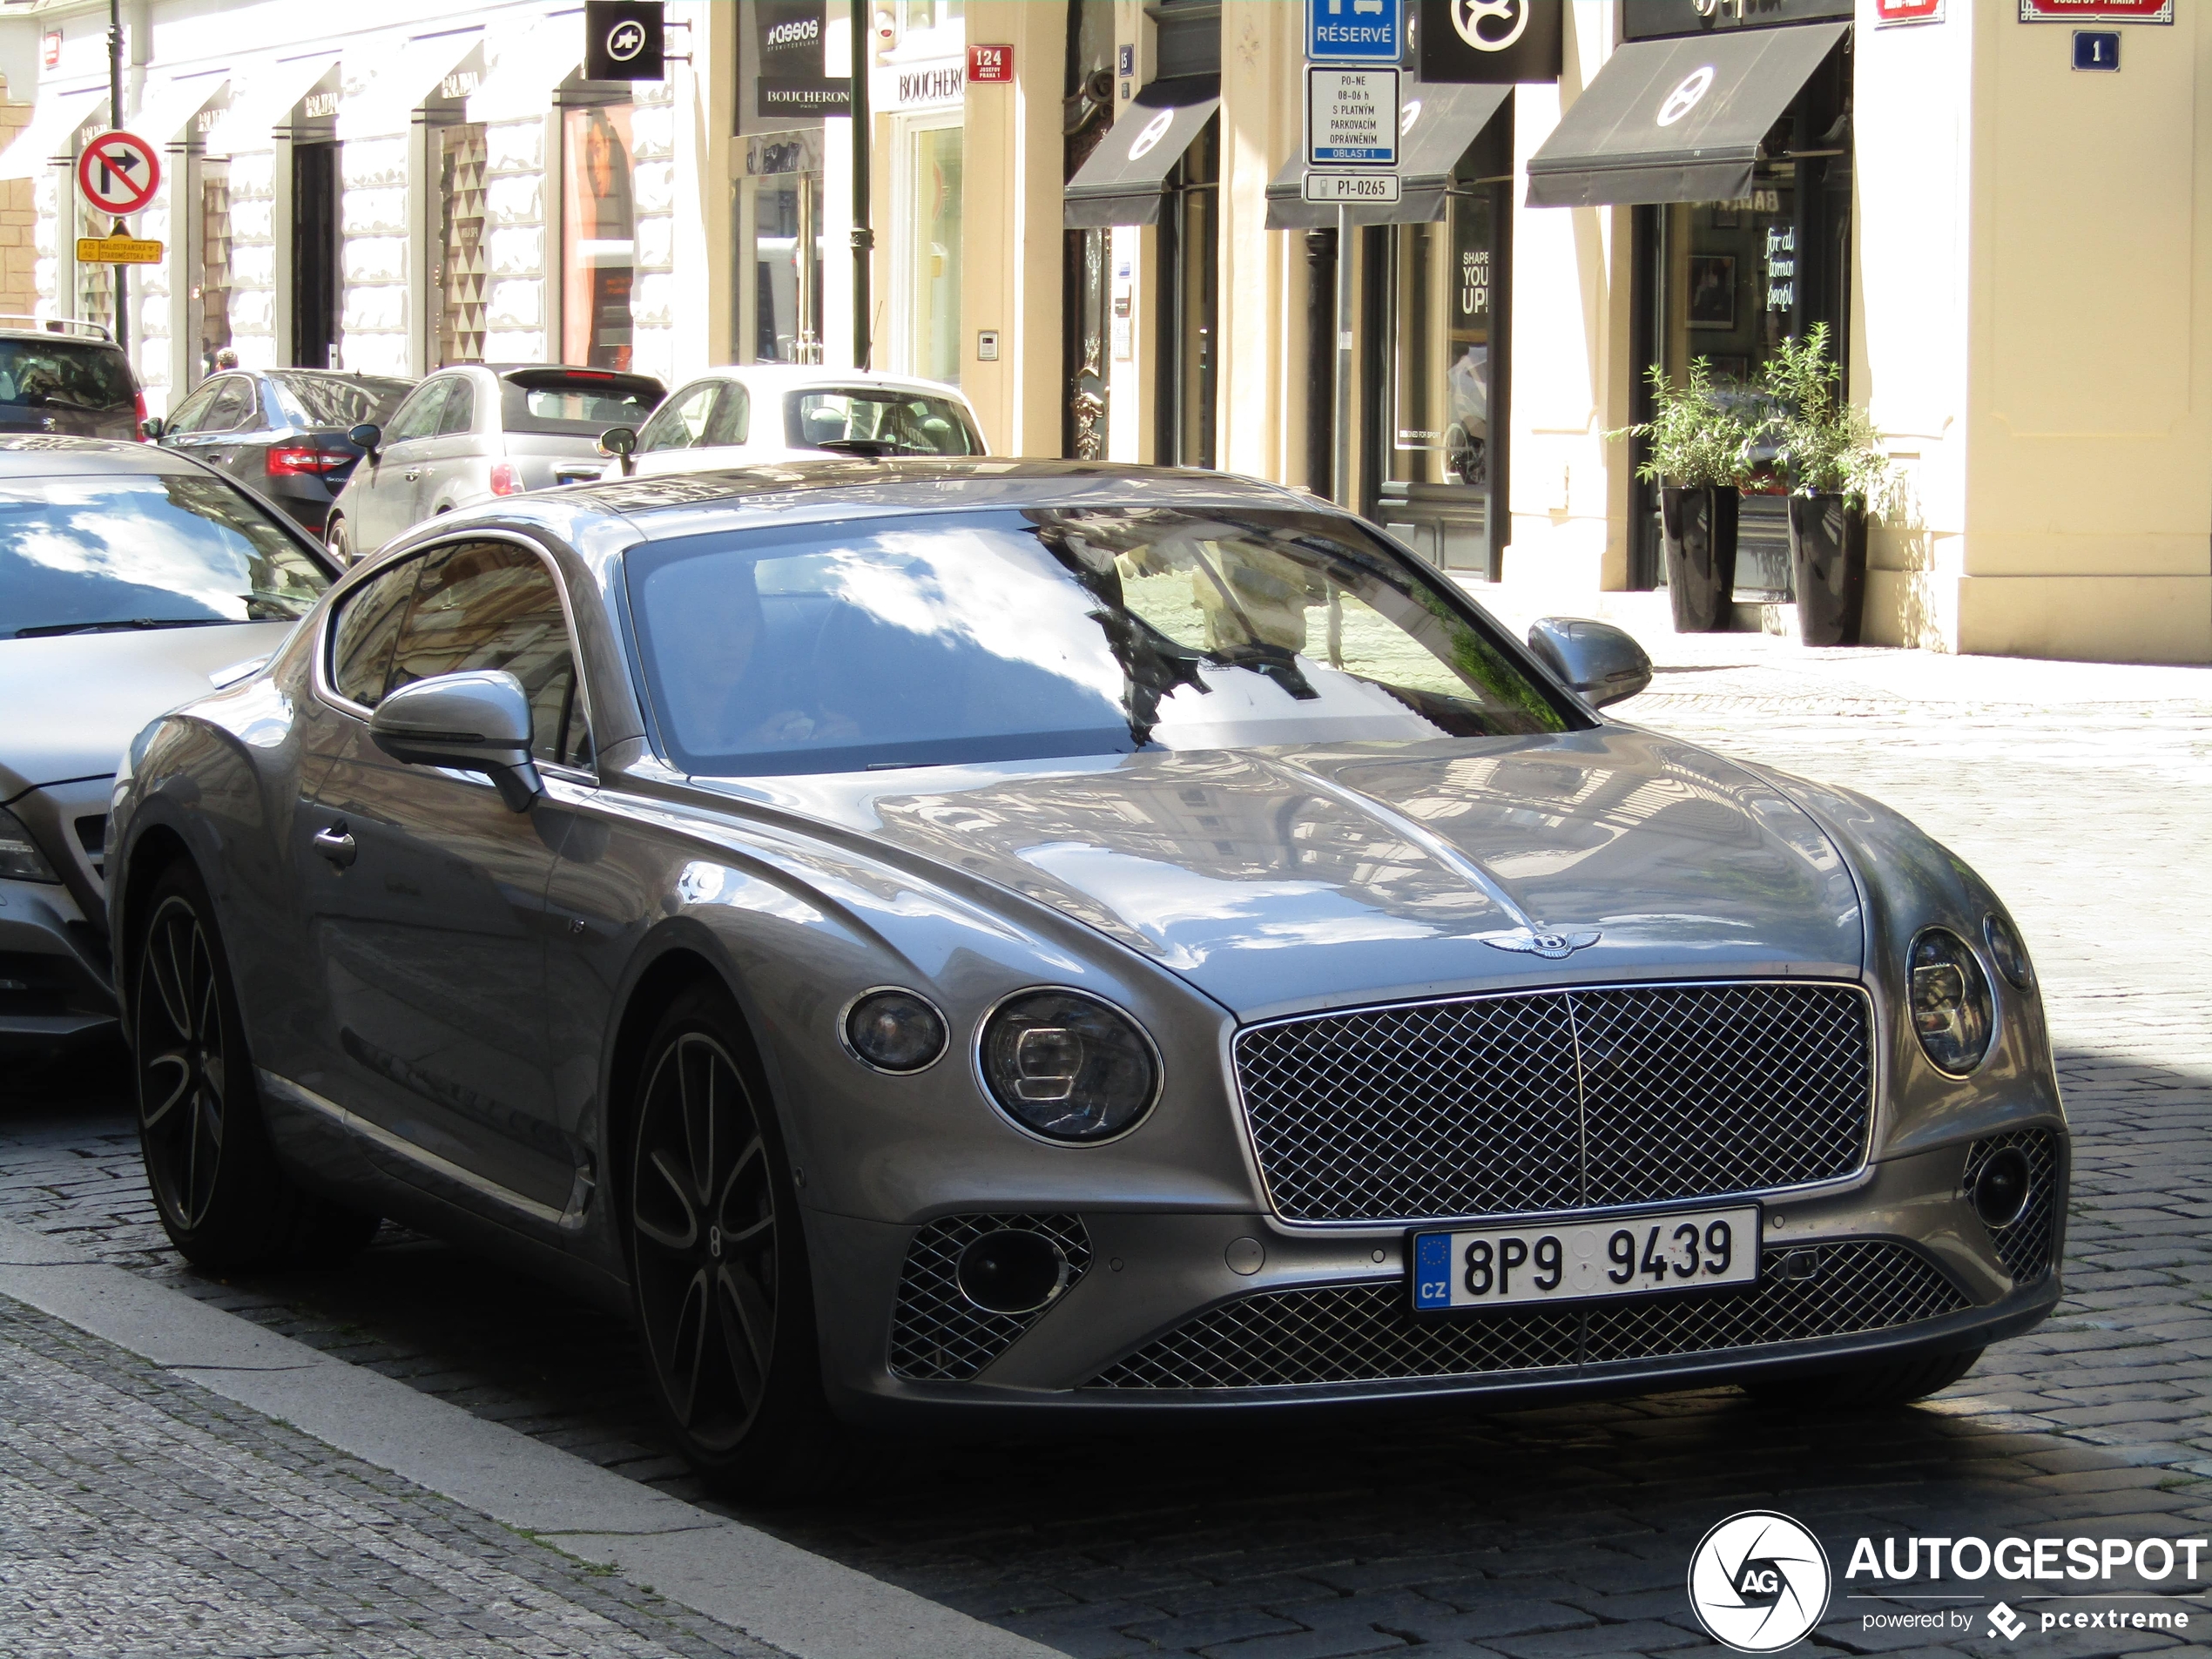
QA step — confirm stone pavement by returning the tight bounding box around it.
[3,622,2210,1657]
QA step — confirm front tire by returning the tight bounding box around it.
[132,860,378,1270]
[627,982,847,1498]
[325,514,352,564]
[1741,1345,1983,1410]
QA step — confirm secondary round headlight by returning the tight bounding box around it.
[1984,912,2034,993]
[979,989,1159,1143]
[1909,927,1994,1076]
[843,989,948,1073]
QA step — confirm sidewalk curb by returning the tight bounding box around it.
[0,1218,1060,1659]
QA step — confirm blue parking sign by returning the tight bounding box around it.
[1308,0,1400,64]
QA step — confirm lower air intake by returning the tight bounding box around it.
[890,1213,1090,1382]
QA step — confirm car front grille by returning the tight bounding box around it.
[1963,1130,2060,1285]
[1235,981,1872,1224]
[1086,1240,1968,1391]
[888,1213,1091,1383]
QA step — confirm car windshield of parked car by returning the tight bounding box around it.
[0,340,134,414]
[0,473,328,637]
[626,507,1569,776]
[502,373,663,435]
[270,374,413,430]
[786,389,979,456]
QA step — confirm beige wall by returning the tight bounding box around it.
[1217,0,1301,482]
[0,92,35,319]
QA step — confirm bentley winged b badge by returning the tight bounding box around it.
[1477,927,1602,961]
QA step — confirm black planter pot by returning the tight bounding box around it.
[1659,485,1739,633]
[1787,493,1869,647]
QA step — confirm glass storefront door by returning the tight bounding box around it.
[562,104,637,370]
[900,118,963,385]
[199,163,232,375]
[1161,117,1218,470]
[737,132,825,364]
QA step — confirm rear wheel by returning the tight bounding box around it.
[627,982,848,1499]
[1741,1345,1983,1410]
[132,860,378,1269]
[325,514,352,564]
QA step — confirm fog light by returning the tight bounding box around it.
[1971,1146,2033,1229]
[954,1228,1069,1315]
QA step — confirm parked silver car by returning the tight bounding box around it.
[326,364,662,562]
[0,436,334,1058]
[107,462,2064,1496]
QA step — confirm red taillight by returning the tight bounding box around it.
[133,391,149,440]
[267,444,350,476]
[489,461,523,496]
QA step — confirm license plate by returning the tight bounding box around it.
[1411,1204,1760,1312]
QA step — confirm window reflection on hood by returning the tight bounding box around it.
[625,505,1569,777]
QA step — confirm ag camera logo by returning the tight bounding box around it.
[1689,1511,1833,1653]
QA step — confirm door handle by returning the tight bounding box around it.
[403,469,421,482]
[312,822,357,868]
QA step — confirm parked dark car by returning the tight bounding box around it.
[0,435,337,1058]
[150,369,414,536]
[0,317,144,442]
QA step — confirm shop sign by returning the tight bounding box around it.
[968,44,1013,84]
[1873,0,1944,24]
[2018,0,2170,18]
[873,57,963,111]
[1418,0,1562,84]
[1460,247,1489,318]
[745,1,834,134]
[41,30,59,69]
[1622,0,1849,39]
[583,0,665,82]
[1307,66,1399,165]
[1764,224,1796,313]
[759,79,851,118]
[1306,0,1402,64]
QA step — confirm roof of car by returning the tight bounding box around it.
[0,435,206,476]
[675,363,970,401]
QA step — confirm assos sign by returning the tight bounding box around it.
[1307,0,1401,64]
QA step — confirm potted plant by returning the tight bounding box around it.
[1760,325,1895,647]
[1618,359,1757,633]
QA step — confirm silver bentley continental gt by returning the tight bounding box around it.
[106,462,2066,1494]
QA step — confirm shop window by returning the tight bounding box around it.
[199,165,232,376]
[902,120,963,386]
[292,142,342,370]
[563,104,637,371]
[436,124,489,366]
[1162,117,1218,470]
[738,133,825,365]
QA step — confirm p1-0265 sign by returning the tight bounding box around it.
[2018,0,2172,20]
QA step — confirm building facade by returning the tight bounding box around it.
[2,0,2205,664]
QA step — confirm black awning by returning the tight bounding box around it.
[1525,23,1846,208]
[1264,83,1511,232]
[1064,75,1219,229]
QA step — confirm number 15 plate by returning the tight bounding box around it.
[1412,1204,1760,1312]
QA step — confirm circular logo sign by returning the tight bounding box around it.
[1688,1512,1832,1654]
[76,131,161,217]
[1656,66,1716,128]
[1451,0,1530,53]
[607,19,648,64]
[1127,108,1176,161]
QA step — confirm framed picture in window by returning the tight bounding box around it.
[1687,253,1737,331]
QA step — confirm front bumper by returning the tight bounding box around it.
[0,874,118,1056]
[813,1128,2067,1426]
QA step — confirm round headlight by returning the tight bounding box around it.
[843,988,948,1073]
[1984,912,2034,993]
[1909,927,1994,1076]
[979,989,1159,1143]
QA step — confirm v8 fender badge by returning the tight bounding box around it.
[1689,1511,1833,1654]
[1477,927,1601,960]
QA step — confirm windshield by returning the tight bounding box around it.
[502,374,662,435]
[626,507,1569,777]
[0,474,329,637]
[0,340,134,412]
[786,389,980,456]
[270,374,412,429]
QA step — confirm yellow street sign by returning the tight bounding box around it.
[76,236,163,266]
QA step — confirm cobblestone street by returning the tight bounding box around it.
[4,624,2209,1658]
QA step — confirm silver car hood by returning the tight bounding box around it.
[0,622,290,796]
[722,727,1865,1019]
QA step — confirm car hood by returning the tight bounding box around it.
[0,622,293,796]
[710,727,1865,1019]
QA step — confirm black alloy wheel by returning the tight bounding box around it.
[132,861,379,1269]
[627,984,846,1494]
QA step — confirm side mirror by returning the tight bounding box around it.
[598,425,638,477]
[138,415,165,441]
[347,421,381,462]
[1526,617,1653,710]
[368,670,543,812]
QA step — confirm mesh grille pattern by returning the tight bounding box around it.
[1087,1241,1967,1390]
[889,1214,1090,1382]
[1963,1130,2060,1284]
[1236,981,1871,1223]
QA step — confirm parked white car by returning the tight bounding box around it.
[601,365,986,478]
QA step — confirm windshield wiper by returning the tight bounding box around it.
[25,393,105,414]
[812,438,898,458]
[14,617,233,638]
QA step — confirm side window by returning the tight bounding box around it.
[436,378,476,436]
[704,383,751,447]
[637,381,717,453]
[327,556,425,708]
[381,379,451,444]
[201,377,256,433]
[385,541,593,768]
[165,381,219,435]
